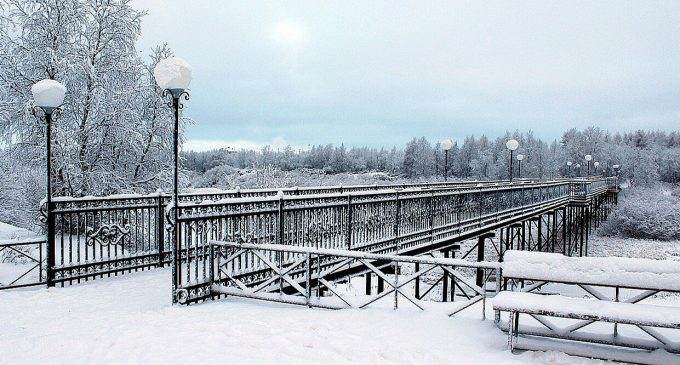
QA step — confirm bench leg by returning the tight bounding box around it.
[507,311,516,351]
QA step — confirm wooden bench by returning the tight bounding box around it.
[494,250,680,363]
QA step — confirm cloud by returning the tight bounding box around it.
[136,1,680,147]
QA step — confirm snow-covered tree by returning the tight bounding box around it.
[0,0,176,198]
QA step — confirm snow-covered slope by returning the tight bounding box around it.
[0,221,37,241]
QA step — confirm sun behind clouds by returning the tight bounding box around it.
[272,20,307,47]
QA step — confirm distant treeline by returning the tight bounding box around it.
[184,127,680,185]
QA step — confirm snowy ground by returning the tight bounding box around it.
[1,268,603,365]
[1,235,678,364]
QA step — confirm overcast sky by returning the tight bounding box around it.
[132,1,680,151]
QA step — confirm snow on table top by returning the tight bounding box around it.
[503,250,680,291]
[493,291,680,328]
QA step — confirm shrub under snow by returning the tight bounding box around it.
[598,185,680,241]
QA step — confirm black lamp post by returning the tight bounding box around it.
[31,79,66,288]
[441,139,453,181]
[516,154,524,179]
[593,161,600,176]
[585,154,592,177]
[566,161,572,178]
[154,57,192,302]
[506,139,519,182]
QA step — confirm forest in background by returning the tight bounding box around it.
[185,127,680,189]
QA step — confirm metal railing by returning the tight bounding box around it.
[173,180,588,302]
[206,241,501,317]
[0,237,46,290]
[0,177,614,291]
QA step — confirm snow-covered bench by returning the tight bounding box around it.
[494,251,680,363]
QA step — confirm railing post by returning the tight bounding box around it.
[393,260,399,309]
[429,192,434,241]
[277,191,284,292]
[394,190,401,252]
[209,242,215,287]
[305,253,311,306]
[46,201,55,287]
[157,195,165,267]
[346,194,352,250]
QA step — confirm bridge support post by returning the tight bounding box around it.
[562,207,569,255]
[414,262,420,299]
[537,216,542,251]
[451,250,456,302]
[476,232,494,288]
[365,272,372,295]
[442,250,449,302]
[476,236,485,287]
[579,207,585,257]
[551,210,557,253]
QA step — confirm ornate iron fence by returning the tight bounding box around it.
[7,177,612,292]
[37,179,524,287]
[48,194,169,285]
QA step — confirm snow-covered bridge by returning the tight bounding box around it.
[2,177,618,305]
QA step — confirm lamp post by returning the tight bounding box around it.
[566,161,572,178]
[506,139,519,182]
[441,139,453,181]
[593,161,600,176]
[585,154,592,177]
[575,163,581,177]
[31,79,66,288]
[154,57,192,302]
[516,154,524,179]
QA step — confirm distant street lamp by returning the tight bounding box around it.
[585,154,593,177]
[516,154,524,179]
[506,139,519,182]
[441,139,453,181]
[154,57,192,301]
[566,161,573,178]
[593,161,600,176]
[613,164,620,176]
[31,79,66,288]
[575,163,581,177]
